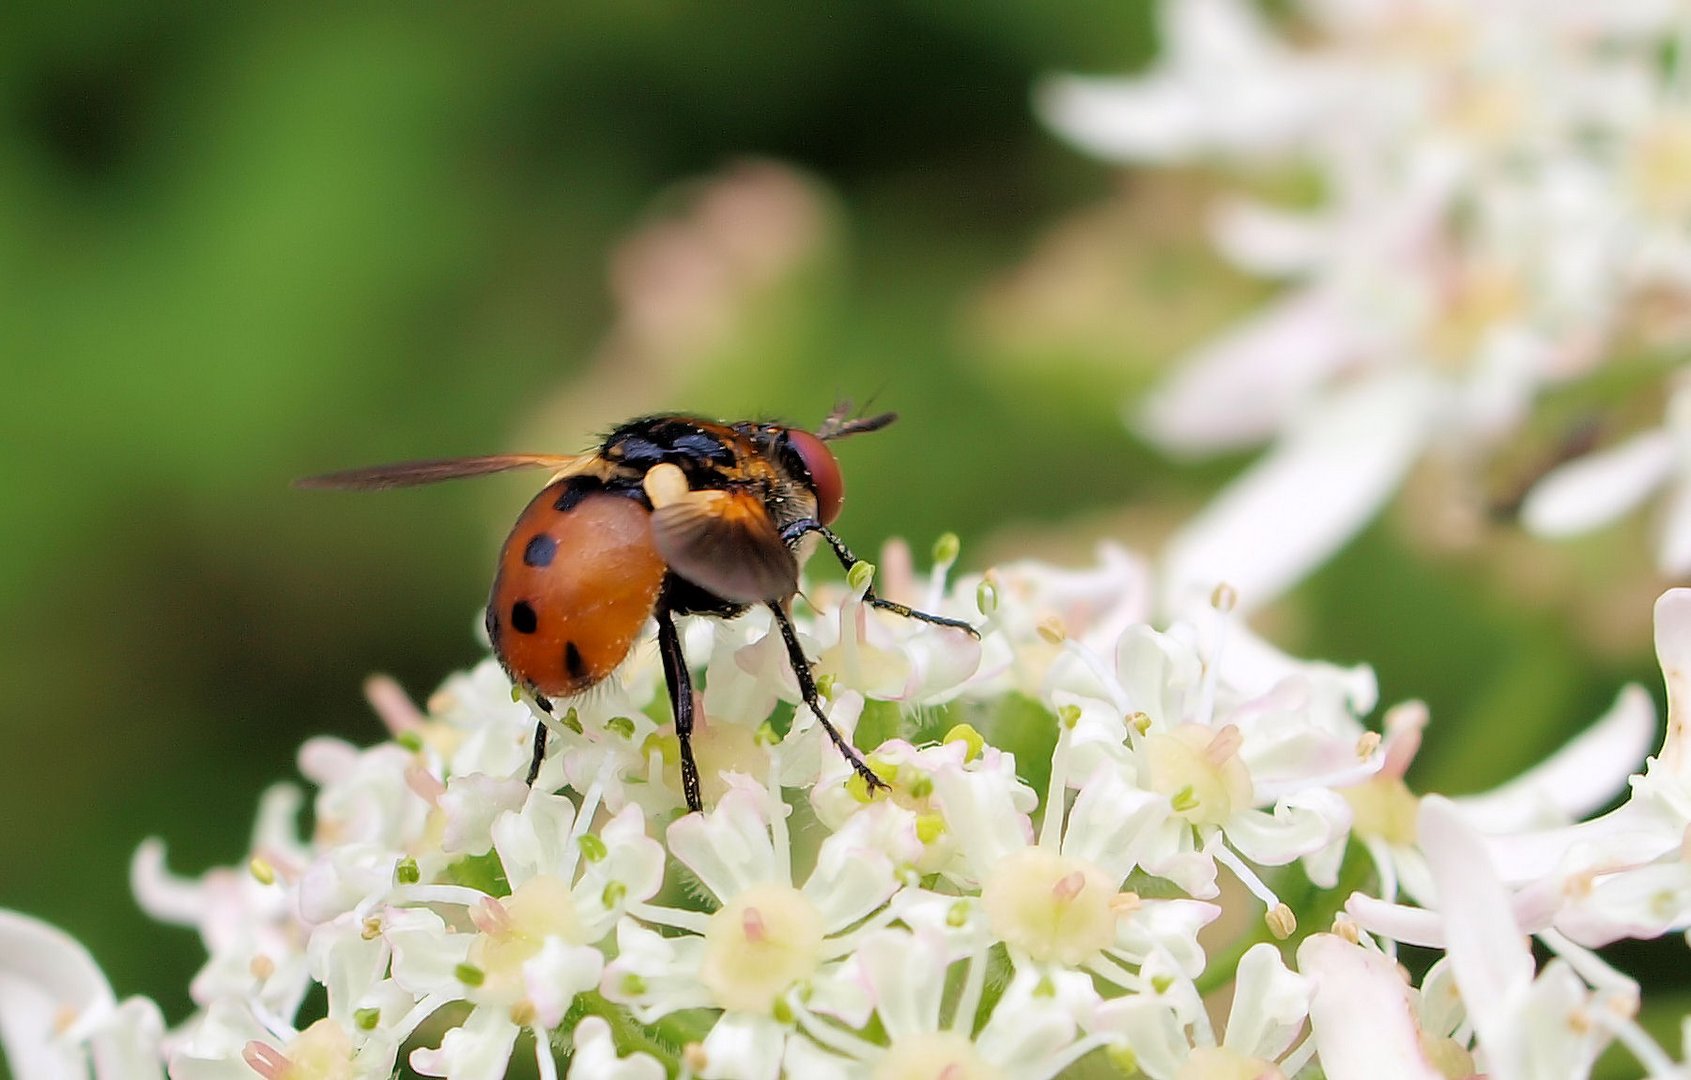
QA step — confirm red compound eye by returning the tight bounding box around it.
[788,428,844,524]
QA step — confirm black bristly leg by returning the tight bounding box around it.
[525,692,553,787]
[780,520,980,636]
[657,604,704,813]
[767,601,889,796]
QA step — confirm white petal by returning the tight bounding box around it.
[1455,684,1655,832]
[409,1008,518,1080]
[1113,899,1222,979]
[1225,789,1351,867]
[973,968,1092,1078]
[853,930,947,1039]
[699,1012,784,1080]
[1513,962,1606,1079]
[1135,290,1357,455]
[1221,942,1309,1061]
[1418,797,1534,1053]
[1520,430,1672,537]
[492,790,579,891]
[565,1016,664,1080]
[1655,587,1691,781]
[1210,198,1333,276]
[665,780,783,903]
[1660,477,1691,575]
[1162,372,1433,613]
[1088,997,1187,1080]
[384,908,471,999]
[1059,767,1168,883]
[0,909,117,1080]
[802,816,899,931]
[1557,861,1691,947]
[440,774,529,857]
[90,998,164,1080]
[524,941,604,1030]
[1297,934,1441,1080]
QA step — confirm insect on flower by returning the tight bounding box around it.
[298,405,977,812]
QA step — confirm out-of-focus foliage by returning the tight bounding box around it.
[0,4,1673,1071]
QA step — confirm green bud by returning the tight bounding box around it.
[354,1007,381,1032]
[847,560,876,594]
[395,857,421,885]
[577,834,608,863]
[606,715,636,739]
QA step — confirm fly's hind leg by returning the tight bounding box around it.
[767,601,890,797]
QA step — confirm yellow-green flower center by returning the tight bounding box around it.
[700,883,825,1013]
[468,875,584,1005]
[980,847,1116,966]
[1175,1046,1284,1080]
[873,1031,1004,1080]
[1342,775,1419,846]
[1143,724,1252,827]
[273,1020,356,1080]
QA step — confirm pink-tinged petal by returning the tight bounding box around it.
[1418,797,1533,1053]
[0,910,117,1080]
[1297,934,1441,1080]
[1455,685,1656,832]
[1135,290,1358,456]
[1655,587,1691,779]
[1161,372,1432,613]
[1520,429,1672,537]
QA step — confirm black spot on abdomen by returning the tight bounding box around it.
[511,600,538,634]
[523,534,558,567]
[564,641,588,680]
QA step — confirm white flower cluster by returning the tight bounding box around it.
[1042,0,1691,602]
[7,544,1691,1078]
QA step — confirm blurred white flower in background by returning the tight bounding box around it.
[1042,0,1691,610]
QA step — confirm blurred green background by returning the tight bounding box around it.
[1,2,1680,1071]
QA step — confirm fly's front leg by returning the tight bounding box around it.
[767,601,889,796]
[780,520,979,636]
[524,692,553,787]
[657,605,704,813]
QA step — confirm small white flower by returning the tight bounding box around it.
[603,774,893,1080]
[0,909,165,1080]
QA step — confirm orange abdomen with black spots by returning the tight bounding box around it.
[485,482,667,697]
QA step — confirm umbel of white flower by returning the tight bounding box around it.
[1041,0,1691,605]
[5,541,1691,1079]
